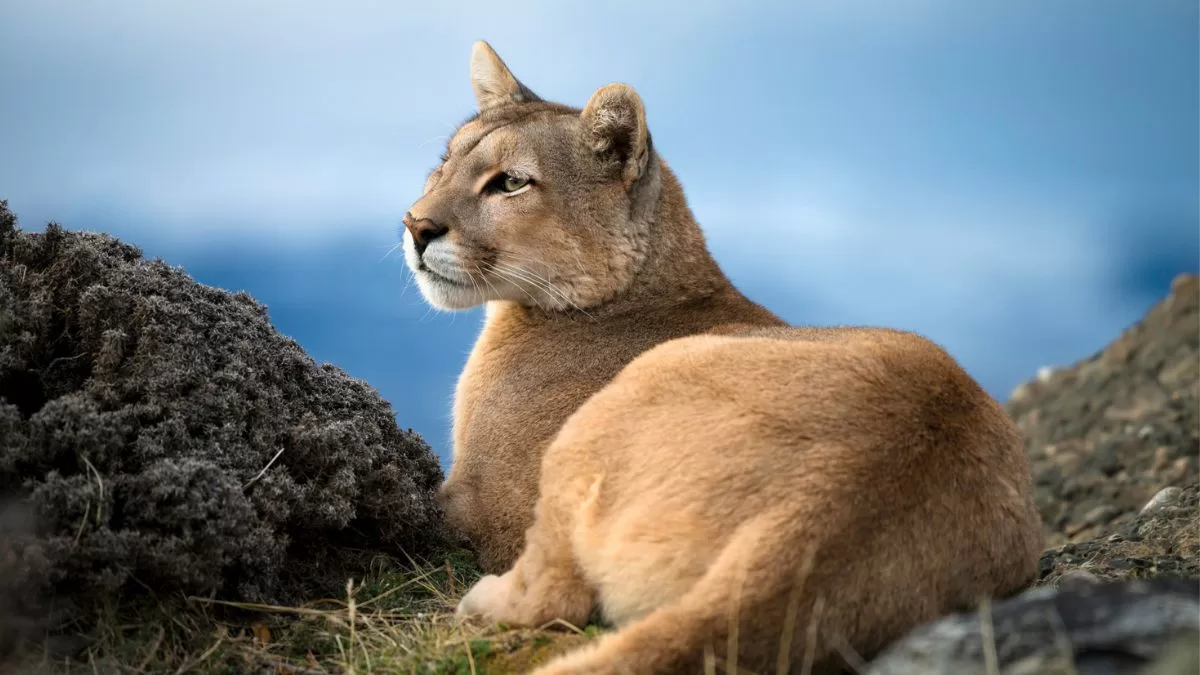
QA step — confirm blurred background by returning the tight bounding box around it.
[1,1,1195,466]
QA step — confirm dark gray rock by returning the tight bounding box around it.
[865,578,1200,675]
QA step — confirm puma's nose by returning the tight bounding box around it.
[403,212,449,256]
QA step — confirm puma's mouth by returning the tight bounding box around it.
[419,263,471,287]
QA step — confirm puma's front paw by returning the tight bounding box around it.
[455,573,511,621]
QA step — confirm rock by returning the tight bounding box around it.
[1057,569,1101,590]
[0,203,449,655]
[1006,274,1198,548]
[1142,635,1200,675]
[1141,486,1183,515]
[1038,483,1199,585]
[865,578,1200,675]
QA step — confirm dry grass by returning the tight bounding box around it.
[5,550,600,675]
[14,521,1196,674]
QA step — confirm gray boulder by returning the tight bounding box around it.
[866,578,1199,675]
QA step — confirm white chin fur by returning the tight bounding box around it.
[414,273,490,310]
[402,231,490,310]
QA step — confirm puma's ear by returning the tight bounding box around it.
[470,40,540,110]
[580,83,650,186]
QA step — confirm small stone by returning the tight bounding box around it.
[1141,487,1184,515]
[1057,570,1101,590]
[1152,446,1171,471]
[1039,555,1057,579]
[1093,441,1122,476]
[1089,505,1118,524]
[1035,467,1063,486]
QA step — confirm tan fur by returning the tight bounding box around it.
[405,41,1044,672]
[457,328,1043,673]
[404,41,782,571]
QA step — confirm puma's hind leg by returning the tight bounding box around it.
[527,512,844,675]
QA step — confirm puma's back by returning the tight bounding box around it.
[458,326,1044,674]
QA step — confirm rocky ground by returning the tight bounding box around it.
[1010,273,1198,583]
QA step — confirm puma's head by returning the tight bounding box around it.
[402,41,661,311]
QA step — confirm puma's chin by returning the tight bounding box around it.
[413,269,490,310]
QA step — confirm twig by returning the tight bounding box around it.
[830,633,869,674]
[347,579,365,672]
[80,454,105,525]
[1045,606,1083,674]
[979,596,1000,675]
[243,447,286,489]
[255,661,328,675]
[135,626,166,674]
[334,634,349,674]
[458,624,478,675]
[703,644,717,675]
[186,597,351,617]
[172,637,222,675]
[535,617,593,635]
[777,547,818,675]
[74,502,92,544]
[357,567,440,610]
[727,555,749,675]
[46,352,88,370]
[800,596,824,675]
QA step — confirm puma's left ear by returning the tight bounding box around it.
[580,83,650,187]
[470,40,540,111]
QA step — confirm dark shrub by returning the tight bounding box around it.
[0,201,448,648]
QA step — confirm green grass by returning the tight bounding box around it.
[8,550,601,675]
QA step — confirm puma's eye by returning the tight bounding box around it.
[503,175,529,192]
[488,173,531,194]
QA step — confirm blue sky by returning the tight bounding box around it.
[1,1,1196,465]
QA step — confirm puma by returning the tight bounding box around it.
[402,41,1043,674]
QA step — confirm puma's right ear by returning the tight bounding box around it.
[470,40,540,111]
[581,83,650,187]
